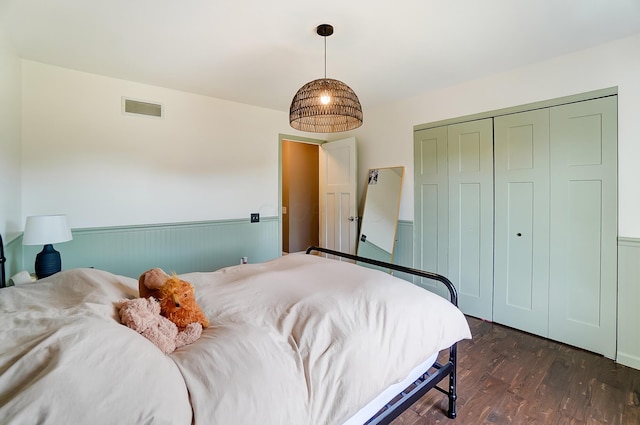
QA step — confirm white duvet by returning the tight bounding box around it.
[0,254,470,425]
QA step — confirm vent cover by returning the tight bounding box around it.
[122,97,163,118]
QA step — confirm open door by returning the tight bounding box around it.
[319,137,358,255]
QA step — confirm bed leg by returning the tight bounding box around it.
[447,343,458,419]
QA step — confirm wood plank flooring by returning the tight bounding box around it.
[393,317,640,425]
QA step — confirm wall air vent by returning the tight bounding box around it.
[122,97,163,118]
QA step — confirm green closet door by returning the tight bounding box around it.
[448,119,494,320]
[413,125,449,299]
[494,109,550,337]
[549,96,617,358]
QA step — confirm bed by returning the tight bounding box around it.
[0,245,471,425]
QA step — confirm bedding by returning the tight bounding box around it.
[0,253,470,425]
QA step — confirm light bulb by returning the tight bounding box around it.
[320,94,331,105]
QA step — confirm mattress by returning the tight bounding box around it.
[343,351,439,425]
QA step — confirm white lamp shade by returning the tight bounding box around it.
[23,215,73,246]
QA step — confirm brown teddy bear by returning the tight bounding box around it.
[118,297,202,354]
[138,268,209,330]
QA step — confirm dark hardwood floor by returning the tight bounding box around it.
[393,317,640,425]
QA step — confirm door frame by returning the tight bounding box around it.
[278,133,326,255]
[413,87,618,132]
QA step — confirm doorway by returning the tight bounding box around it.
[278,134,358,257]
[282,140,320,253]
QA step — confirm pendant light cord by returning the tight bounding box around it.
[324,36,327,79]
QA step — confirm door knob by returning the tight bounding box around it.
[517,233,522,237]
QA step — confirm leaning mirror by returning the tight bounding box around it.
[357,166,404,271]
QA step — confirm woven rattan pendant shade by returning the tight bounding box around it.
[289,24,363,133]
[289,78,362,133]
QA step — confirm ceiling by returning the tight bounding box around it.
[2,0,640,112]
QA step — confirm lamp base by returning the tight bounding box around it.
[35,244,62,279]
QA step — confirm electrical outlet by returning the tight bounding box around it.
[250,213,260,223]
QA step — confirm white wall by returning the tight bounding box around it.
[355,33,640,238]
[17,32,640,237]
[21,61,293,229]
[0,28,22,239]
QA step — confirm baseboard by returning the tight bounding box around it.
[616,352,640,371]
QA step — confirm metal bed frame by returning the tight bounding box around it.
[0,237,459,420]
[305,246,459,424]
[0,233,6,288]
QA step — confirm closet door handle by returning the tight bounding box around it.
[516,233,522,237]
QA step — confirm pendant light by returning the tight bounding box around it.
[289,24,363,133]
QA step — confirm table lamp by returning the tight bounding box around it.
[23,215,73,279]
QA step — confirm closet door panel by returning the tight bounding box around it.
[448,119,494,320]
[414,126,449,299]
[458,183,482,297]
[494,110,550,337]
[504,182,534,307]
[565,181,603,324]
[549,96,617,358]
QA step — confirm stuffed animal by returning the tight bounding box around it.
[118,297,202,354]
[138,267,168,300]
[138,268,210,330]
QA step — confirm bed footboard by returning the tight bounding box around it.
[0,233,6,289]
[305,246,460,423]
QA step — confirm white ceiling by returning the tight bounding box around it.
[2,0,640,112]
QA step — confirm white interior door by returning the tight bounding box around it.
[319,137,358,255]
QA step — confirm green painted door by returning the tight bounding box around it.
[413,95,617,356]
[493,109,550,337]
[413,125,449,299]
[548,96,618,358]
[447,119,494,320]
